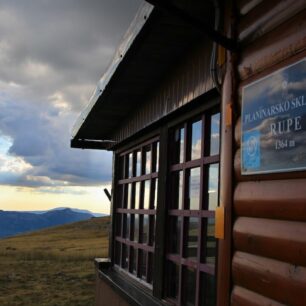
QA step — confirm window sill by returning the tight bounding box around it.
[95,258,168,306]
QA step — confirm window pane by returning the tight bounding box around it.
[129,153,133,177]
[170,216,182,254]
[136,150,141,176]
[127,184,132,209]
[132,247,137,275]
[144,145,151,174]
[156,141,160,172]
[200,273,216,306]
[134,214,139,242]
[135,182,140,209]
[205,218,216,265]
[149,215,155,245]
[174,127,185,164]
[210,113,220,156]
[189,167,200,210]
[166,261,179,300]
[142,214,149,244]
[186,217,199,260]
[191,120,202,160]
[143,180,151,209]
[122,244,128,269]
[148,252,153,284]
[115,242,121,265]
[140,250,147,281]
[172,171,183,209]
[208,164,219,211]
[125,214,131,239]
[115,213,122,236]
[153,178,158,209]
[182,267,196,306]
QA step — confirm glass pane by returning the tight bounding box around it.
[142,214,149,244]
[210,113,220,156]
[144,180,151,209]
[153,178,158,209]
[182,267,196,306]
[186,217,199,260]
[140,250,147,280]
[135,182,140,209]
[172,171,183,209]
[145,145,151,174]
[148,252,153,284]
[115,242,121,265]
[132,248,137,275]
[122,244,128,269]
[115,213,122,236]
[191,120,202,160]
[150,215,156,245]
[129,153,133,177]
[189,168,200,210]
[200,273,216,306]
[136,150,141,176]
[156,141,160,172]
[208,164,219,211]
[170,216,182,254]
[134,214,139,242]
[125,214,131,239]
[166,261,179,300]
[127,183,132,209]
[205,218,216,265]
[174,127,185,164]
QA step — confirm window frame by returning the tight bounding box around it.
[111,97,220,305]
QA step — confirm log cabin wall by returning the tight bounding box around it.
[232,1,306,305]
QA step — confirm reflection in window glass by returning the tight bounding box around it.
[191,120,202,160]
[172,171,183,209]
[132,247,137,274]
[166,261,179,300]
[174,128,185,164]
[145,146,151,174]
[144,180,151,209]
[127,184,132,209]
[186,217,198,260]
[200,273,216,306]
[140,250,147,280]
[153,179,158,209]
[135,182,140,209]
[210,113,220,156]
[156,142,160,172]
[189,168,200,210]
[208,164,219,210]
[129,153,133,177]
[134,214,139,242]
[136,150,141,176]
[205,218,216,265]
[143,215,149,244]
[182,267,196,306]
[122,244,128,269]
[125,214,131,239]
[170,216,182,254]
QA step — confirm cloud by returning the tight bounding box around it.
[0,0,142,189]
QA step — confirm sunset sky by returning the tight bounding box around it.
[0,0,141,214]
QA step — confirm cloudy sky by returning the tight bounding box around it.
[0,0,142,213]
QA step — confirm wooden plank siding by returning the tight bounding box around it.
[232,1,306,305]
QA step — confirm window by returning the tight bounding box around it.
[166,111,220,306]
[114,137,159,285]
[112,106,220,306]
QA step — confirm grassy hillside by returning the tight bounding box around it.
[0,216,110,306]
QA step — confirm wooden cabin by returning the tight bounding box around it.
[71,1,306,305]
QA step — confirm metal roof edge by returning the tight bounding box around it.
[71,3,154,141]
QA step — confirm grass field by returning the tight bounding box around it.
[0,216,110,306]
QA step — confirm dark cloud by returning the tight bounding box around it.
[0,0,142,188]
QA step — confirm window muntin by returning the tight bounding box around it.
[114,137,159,285]
[166,111,220,306]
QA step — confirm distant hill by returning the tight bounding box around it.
[20,207,106,217]
[0,208,95,238]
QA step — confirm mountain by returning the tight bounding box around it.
[22,207,106,217]
[0,208,94,238]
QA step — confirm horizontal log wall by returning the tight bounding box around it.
[232,1,306,305]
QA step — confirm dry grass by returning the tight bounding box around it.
[0,216,110,306]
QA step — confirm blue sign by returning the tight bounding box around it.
[241,58,306,175]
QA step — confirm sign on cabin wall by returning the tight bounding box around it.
[241,58,306,175]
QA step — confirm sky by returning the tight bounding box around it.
[0,0,142,214]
